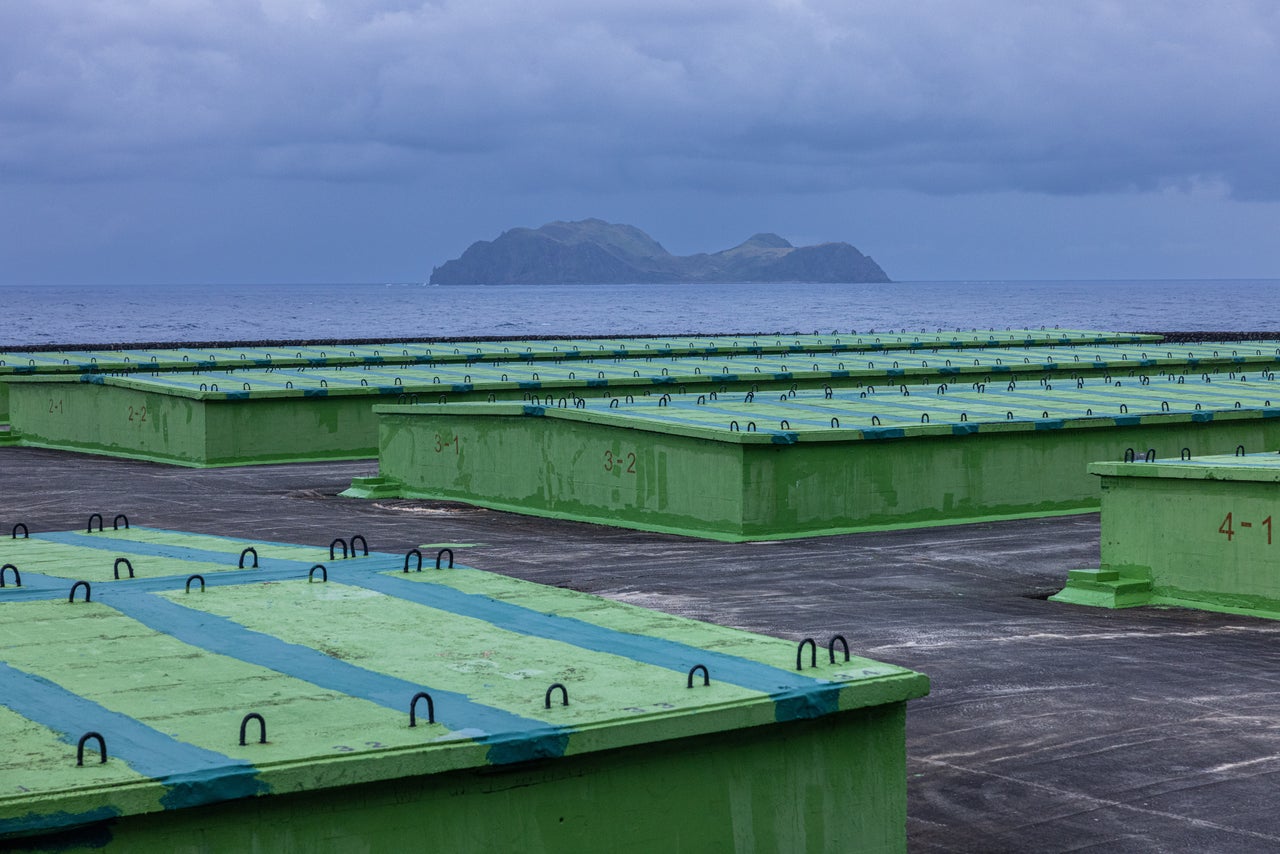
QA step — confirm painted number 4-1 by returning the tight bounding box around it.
[1219,512,1273,544]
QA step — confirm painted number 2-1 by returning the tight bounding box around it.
[1218,512,1273,545]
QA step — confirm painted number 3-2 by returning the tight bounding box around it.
[1218,512,1273,545]
[604,450,636,473]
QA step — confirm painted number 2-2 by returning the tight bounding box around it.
[1218,512,1273,545]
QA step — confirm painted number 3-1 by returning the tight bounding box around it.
[1218,512,1273,545]
[604,450,636,473]
[433,433,459,454]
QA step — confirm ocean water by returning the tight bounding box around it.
[1,279,1278,347]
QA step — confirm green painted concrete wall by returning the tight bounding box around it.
[203,396,379,465]
[8,708,909,853]
[1053,456,1280,617]
[7,380,377,466]
[7,380,209,464]
[368,408,749,534]
[359,405,1280,540]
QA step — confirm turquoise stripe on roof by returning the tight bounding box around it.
[0,660,265,810]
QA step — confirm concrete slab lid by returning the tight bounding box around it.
[0,527,928,838]
[1089,451,1280,482]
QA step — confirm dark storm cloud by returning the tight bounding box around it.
[3,1,1277,198]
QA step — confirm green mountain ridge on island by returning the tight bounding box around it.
[428,219,891,284]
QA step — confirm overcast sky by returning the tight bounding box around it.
[3,1,1279,284]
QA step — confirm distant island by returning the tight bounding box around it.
[428,219,890,284]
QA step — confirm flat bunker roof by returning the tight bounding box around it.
[0,525,928,849]
[357,373,1280,539]
[376,371,1280,442]
[1087,449,1280,479]
[0,331,1177,425]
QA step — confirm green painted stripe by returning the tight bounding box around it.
[99,590,568,764]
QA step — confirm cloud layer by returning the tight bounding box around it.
[5,1,1278,198]
[4,1,1280,284]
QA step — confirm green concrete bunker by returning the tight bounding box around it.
[1053,451,1280,618]
[5,338,1274,467]
[351,374,1280,540]
[0,524,928,852]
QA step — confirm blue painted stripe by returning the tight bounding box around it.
[861,427,906,439]
[0,660,265,810]
[100,591,568,764]
[34,530,325,567]
[0,563,346,601]
[0,569,105,600]
[593,404,798,439]
[19,528,424,593]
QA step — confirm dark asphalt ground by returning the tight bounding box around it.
[3,446,1279,852]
